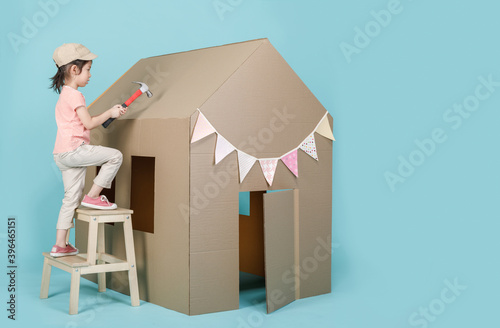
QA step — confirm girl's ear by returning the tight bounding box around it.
[69,64,80,76]
[70,64,77,75]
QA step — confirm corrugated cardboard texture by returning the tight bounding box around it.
[88,39,265,120]
[78,117,191,314]
[297,120,333,298]
[263,190,296,313]
[189,249,239,315]
[189,112,240,314]
[239,191,265,276]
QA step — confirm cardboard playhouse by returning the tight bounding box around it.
[76,38,334,315]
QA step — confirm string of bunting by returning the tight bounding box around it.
[191,108,335,186]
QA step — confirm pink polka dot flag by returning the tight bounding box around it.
[299,134,318,160]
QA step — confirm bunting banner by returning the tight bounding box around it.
[259,159,279,186]
[192,109,333,183]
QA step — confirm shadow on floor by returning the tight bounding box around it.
[239,271,266,309]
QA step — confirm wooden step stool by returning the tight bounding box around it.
[40,208,140,315]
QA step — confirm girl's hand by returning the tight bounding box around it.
[77,104,128,130]
[110,104,127,118]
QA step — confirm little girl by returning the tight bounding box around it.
[50,43,127,257]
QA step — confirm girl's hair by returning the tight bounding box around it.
[49,59,90,94]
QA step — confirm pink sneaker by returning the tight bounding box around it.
[50,243,79,257]
[81,195,117,210]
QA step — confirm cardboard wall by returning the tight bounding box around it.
[296,118,333,298]
[189,112,240,314]
[78,117,191,314]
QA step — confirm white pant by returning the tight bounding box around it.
[54,144,123,230]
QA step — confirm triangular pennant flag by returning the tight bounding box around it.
[299,134,318,160]
[259,159,279,186]
[237,151,257,183]
[215,135,235,164]
[316,115,335,141]
[191,111,217,143]
[281,149,298,177]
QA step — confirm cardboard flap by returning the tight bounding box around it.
[263,189,297,313]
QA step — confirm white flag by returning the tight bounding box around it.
[237,151,257,183]
[215,135,235,164]
[191,111,217,143]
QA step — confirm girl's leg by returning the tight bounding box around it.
[90,146,122,192]
[87,184,104,198]
[85,146,122,199]
[58,145,123,198]
[55,166,86,231]
[55,229,69,248]
[52,145,122,251]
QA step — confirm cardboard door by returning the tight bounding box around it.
[263,189,296,313]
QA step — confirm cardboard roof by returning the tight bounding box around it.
[89,39,265,119]
[89,38,328,158]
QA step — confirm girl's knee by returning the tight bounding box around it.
[112,150,123,165]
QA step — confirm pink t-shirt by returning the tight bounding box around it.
[53,86,90,154]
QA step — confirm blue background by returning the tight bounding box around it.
[1,0,499,327]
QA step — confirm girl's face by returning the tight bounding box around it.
[74,61,92,88]
[67,61,92,89]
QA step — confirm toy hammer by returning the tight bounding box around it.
[102,81,153,128]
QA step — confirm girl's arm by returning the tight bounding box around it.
[76,105,125,130]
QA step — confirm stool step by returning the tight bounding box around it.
[42,252,89,268]
[76,207,133,216]
[42,252,127,268]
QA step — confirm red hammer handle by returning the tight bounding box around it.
[102,86,145,128]
[123,88,143,107]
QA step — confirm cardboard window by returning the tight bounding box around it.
[130,156,155,234]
